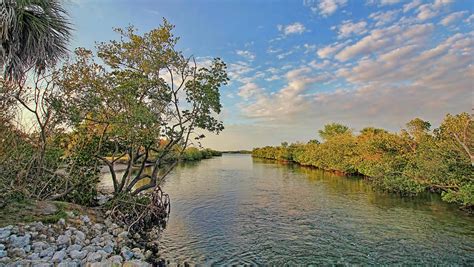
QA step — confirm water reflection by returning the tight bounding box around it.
[101,154,474,265]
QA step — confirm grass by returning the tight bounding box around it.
[0,199,90,227]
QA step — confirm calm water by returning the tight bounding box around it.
[103,154,474,265]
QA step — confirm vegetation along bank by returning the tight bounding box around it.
[252,113,473,211]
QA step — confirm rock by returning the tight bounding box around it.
[91,236,101,244]
[96,249,109,261]
[41,202,58,215]
[40,246,55,258]
[65,211,76,218]
[86,251,102,262]
[52,249,67,263]
[123,260,151,267]
[103,245,114,254]
[24,245,31,252]
[118,231,129,239]
[9,247,26,258]
[144,250,152,259]
[58,261,79,267]
[57,234,71,246]
[27,252,40,260]
[0,228,11,239]
[66,244,82,253]
[96,194,109,206]
[74,231,86,244]
[58,218,66,226]
[80,215,91,224]
[121,247,134,261]
[82,245,98,253]
[92,223,103,232]
[0,244,4,250]
[108,255,123,264]
[0,250,7,258]
[38,234,47,240]
[69,250,87,260]
[10,234,31,248]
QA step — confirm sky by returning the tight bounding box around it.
[66,0,473,150]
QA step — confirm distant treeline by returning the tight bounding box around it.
[252,113,473,210]
[221,150,252,154]
[181,147,222,161]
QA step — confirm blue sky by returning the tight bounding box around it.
[66,0,473,150]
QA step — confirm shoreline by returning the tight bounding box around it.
[0,203,155,266]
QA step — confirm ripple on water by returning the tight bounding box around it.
[127,155,474,265]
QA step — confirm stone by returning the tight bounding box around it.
[0,244,4,250]
[118,231,129,239]
[92,223,103,231]
[57,234,71,246]
[27,252,40,260]
[121,247,134,261]
[108,255,123,264]
[103,245,114,254]
[40,202,58,215]
[58,218,66,226]
[80,215,91,224]
[144,250,152,259]
[66,244,82,253]
[0,228,11,239]
[74,231,86,244]
[10,234,31,248]
[91,237,101,244]
[9,247,26,258]
[86,252,102,262]
[24,245,31,252]
[52,250,67,263]
[40,246,55,258]
[32,241,48,253]
[0,250,7,258]
[82,245,98,253]
[69,250,87,260]
[65,211,76,218]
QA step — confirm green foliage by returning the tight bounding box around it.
[318,123,351,141]
[253,113,474,210]
[181,147,221,161]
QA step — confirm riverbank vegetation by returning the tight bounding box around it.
[252,114,473,211]
[1,0,227,244]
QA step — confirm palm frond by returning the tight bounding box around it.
[1,0,72,80]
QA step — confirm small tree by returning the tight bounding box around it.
[318,123,351,141]
[56,21,228,229]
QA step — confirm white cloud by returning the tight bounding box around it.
[367,0,402,6]
[369,10,400,27]
[238,82,263,99]
[335,23,434,61]
[403,0,422,13]
[433,0,453,9]
[317,42,346,58]
[337,20,368,38]
[305,0,348,17]
[236,50,256,61]
[440,11,469,26]
[417,4,439,20]
[277,22,306,35]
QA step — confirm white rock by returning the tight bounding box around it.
[69,250,87,260]
[52,249,67,263]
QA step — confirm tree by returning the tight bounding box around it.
[0,0,71,80]
[436,113,473,166]
[56,21,228,198]
[318,123,351,141]
[405,118,431,142]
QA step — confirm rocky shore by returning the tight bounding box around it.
[0,214,154,266]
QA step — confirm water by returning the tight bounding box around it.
[103,154,474,265]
